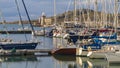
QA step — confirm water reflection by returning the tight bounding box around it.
[0,53,119,68]
[0,55,37,62]
[0,55,40,68]
[53,55,109,68]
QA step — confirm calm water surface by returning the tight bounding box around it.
[0,24,120,68]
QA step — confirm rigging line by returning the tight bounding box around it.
[15,0,28,42]
[21,0,36,37]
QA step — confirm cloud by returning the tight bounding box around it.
[0,0,118,22]
[0,0,71,22]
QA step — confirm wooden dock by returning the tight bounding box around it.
[105,53,120,64]
[89,52,106,59]
[0,49,52,56]
[0,30,31,34]
[89,51,120,64]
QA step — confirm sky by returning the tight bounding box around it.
[0,0,71,22]
[0,0,119,22]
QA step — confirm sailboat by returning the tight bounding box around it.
[51,0,98,55]
[85,0,120,58]
[51,0,83,55]
[0,0,38,50]
[51,0,120,56]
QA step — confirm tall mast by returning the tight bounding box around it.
[21,0,36,37]
[114,0,119,33]
[78,0,81,24]
[74,0,77,23]
[94,0,97,28]
[54,0,56,25]
[64,0,72,22]
[87,0,90,29]
[101,0,103,27]
[104,0,107,28]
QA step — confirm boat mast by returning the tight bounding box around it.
[87,0,91,29]
[105,0,107,28]
[78,0,81,25]
[64,0,72,22]
[74,0,77,24]
[108,0,112,25]
[114,0,119,33]
[54,0,57,25]
[21,0,36,37]
[94,0,98,28]
[15,0,28,42]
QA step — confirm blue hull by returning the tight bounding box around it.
[69,33,117,44]
[69,35,91,44]
[0,42,38,50]
[82,40,120,50]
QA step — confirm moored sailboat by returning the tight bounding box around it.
[51,0,120,56]
[0,0,39,50]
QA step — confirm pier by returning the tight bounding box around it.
[0,49,52,56]
[1,48,120,65]
[87,51,120,64]
[105,53,120,64]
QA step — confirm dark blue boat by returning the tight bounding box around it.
[46,29,54,37]
[0,42,38,50]
[66,32,118,50]
[91,33,117,39]
[68,32,117,44]
[81,37,120,50]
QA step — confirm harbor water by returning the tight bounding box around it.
[0,24,120,68]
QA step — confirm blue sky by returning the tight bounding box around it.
[0,0,71,22]
[0,0,118,22]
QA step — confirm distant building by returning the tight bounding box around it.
[39,12,46,26]
[38,12,52,26]
[45,18,52,25]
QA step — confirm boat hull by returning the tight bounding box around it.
[51,48,76,55]
[51,48,88,56]
[0,42,38,50]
